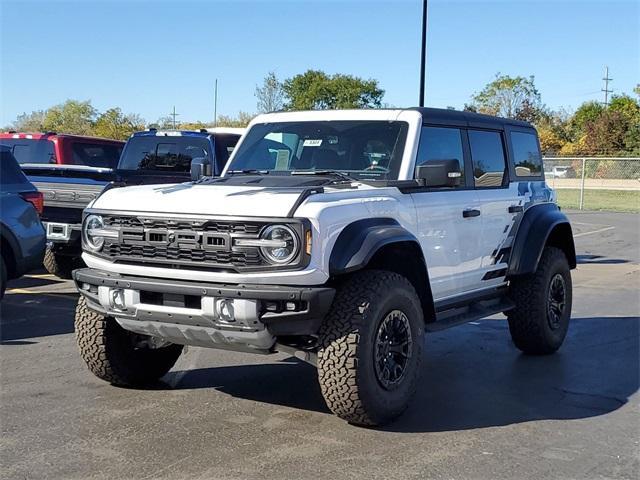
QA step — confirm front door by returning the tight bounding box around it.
[410,126,485,301]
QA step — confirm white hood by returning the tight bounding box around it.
[92,183,305,217]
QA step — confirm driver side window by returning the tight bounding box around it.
[415,127,465,186]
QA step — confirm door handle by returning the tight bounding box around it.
[508,205,524,213]
[462,209,481,218]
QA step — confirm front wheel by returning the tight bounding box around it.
[74,297,183,386]
[317,270,424,426]
[507,246,572,355]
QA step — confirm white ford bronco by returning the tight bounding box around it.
[73,108,576,426]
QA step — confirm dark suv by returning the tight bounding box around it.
[0,147,46,299]
[17,128,244,279]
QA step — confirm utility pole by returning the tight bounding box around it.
[213,79,218,127]
[418,0,428,107]
[601,66,613,107]
[170,106,179,129]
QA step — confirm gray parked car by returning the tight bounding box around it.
[0,146,46,298]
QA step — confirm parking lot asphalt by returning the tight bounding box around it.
[1,212,638,480]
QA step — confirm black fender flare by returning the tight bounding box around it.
[508,203,576,276]
[328,218,420,275]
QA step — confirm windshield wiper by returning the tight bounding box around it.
[227,169,270,175]
[291,170,357,183]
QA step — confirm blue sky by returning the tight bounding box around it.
[1,0,638,126]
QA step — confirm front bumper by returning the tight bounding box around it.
[73,268,335,353]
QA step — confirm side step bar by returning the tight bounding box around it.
[426,295,515,332]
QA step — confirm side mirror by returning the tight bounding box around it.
[415,159,462,188]
[190,157,211,181]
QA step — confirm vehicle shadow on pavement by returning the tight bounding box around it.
[0,292,78,343]
[576,255,629,265]
[167,356,331,414]
[387,315,639,433]
[167,316,638,432]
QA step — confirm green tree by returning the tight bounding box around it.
[179,121,211,131]
[215,111,254,128]
[93,108,145,140]
[569,101,605,139]
[255,72,284,113]
[469,73,543,122]
[282,70,384,110]
[42,100,97,135]
[9,110,47,132]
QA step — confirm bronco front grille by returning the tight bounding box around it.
[95,214,307,272]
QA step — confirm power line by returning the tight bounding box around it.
[601,66,613,107]
[213,79,218,127]
[169,106,180,129]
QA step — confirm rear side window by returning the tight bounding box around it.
[511,131,542,177]
[0,149,30,186]
[469,130,507,188]
[416,126,465,185]
[0,139,56,164]
[71,142,122,168]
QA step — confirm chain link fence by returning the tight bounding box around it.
[543,157,640,212]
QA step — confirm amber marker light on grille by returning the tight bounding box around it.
[305,230,312,255]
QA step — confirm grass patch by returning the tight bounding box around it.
[555,189,640,212]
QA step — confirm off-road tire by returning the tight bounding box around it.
[43,247,79,279]
[0,255,6,300]
[317,270,424,426]
[507,246,572,355]
[75,296,183,386]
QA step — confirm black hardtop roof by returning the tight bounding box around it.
[408,107,533,129]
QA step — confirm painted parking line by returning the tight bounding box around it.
[573,226,616,238]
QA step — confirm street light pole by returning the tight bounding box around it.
[419,0,428,107]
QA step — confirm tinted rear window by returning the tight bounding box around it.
[511,131,543,177]
[469,130,507,188]
[118,136,211,172]
[0,138,56,164]
[71,142,122,168]
[0,148,30,186]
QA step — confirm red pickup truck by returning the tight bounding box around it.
[0,132,123,168]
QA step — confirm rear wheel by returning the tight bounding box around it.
[43,247,80,279]
[317,270,424,426]
[74,296,183,386]
[507,246,572,355]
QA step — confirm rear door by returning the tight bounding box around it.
[410,125,484,300]
[468,129,520,287]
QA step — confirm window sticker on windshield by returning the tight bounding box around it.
[275,149,290,170]
[303,139,323,147]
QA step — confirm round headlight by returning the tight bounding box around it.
[259,225,299,265]
[83,214,105,252]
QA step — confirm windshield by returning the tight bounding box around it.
[118,136,211,172]
[0,138,56,164]
[228,121,409,180]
